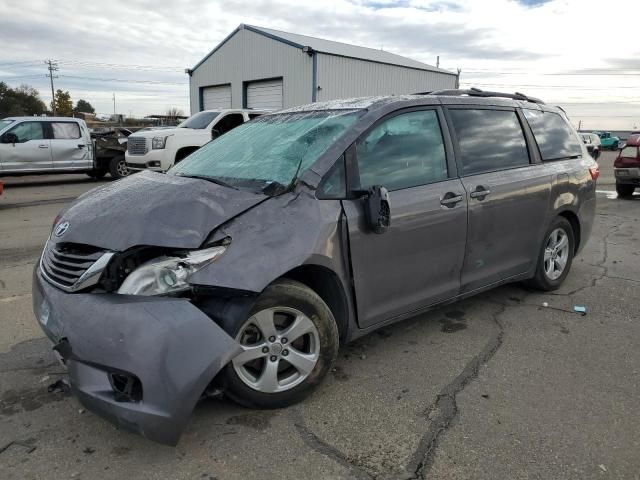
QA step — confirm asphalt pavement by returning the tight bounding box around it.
[1,152,638,479]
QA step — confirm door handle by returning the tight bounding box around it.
[77,144,85,148]
[440,192,463,207]
[469,186,491,199]
[38,144,49,149]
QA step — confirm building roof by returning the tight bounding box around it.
[191,24,456,76]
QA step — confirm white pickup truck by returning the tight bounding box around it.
[125,109,264,172]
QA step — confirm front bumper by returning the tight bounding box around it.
[614,167,640,185]
[125,149,167,172]
[32,268,242,445]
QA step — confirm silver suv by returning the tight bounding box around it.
[0,117,94,174]
[34,89,597,445]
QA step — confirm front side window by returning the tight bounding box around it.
[170,110,362,192]
[52,122,81,139]
[449,109,530,176]
[6,122,45,143]
[356,110,448,191]
[214,114,244,136]
[523,109,582,161]
[179,111,220,129]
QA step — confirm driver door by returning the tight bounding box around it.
[341,108,467,328]
[0,121,52,172]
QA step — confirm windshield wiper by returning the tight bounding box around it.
[176,174,239,190]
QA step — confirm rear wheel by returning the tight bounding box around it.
[224,279,339,409]
[526,217,575,291]
[616,183,635,198]
[109,155,130,179]
[611,141,619,151]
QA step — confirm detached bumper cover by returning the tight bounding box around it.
[32,269,242,445]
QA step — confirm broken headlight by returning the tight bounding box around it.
[117,246,226,296]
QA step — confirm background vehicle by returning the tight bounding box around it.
[0,117,100,176]
[125,109,265,172]
[594,131,620,150]
[90,127,132,179]
[614,133,640,197]
[35,89,597,445]
[580,132,601,159]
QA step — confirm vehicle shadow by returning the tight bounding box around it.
[0,175,112,189]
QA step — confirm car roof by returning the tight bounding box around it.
[275,90,564,116]
[2,116,84,122]
[200,109,267,114]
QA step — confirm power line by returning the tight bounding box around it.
[460,82,639,90]
[59,74,186,85]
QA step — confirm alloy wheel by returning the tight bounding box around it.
[232,307,320,393]
[543,228,569,280]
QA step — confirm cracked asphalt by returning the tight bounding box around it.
[1,152,639,480]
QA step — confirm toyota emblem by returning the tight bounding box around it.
[54,221,70,237]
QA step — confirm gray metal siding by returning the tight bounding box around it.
[316,53,457,102]
[189,28,312,113]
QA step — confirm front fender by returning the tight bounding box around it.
[189,189,348,294]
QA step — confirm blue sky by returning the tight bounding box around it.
[0,0,637,129]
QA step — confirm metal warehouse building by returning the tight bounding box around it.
[188,24,458,113]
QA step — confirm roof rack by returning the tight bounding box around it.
[427,87,545,104]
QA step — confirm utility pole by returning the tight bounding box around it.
[436,56,440,68]
[112,93,116,116]
[45,60,58,115]
[578,120,582,131]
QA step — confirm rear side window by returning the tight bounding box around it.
[356,110,448,191]
[52,122,81,139]
[523,109,582,161]
[7,122,45,142]
[449,109,530,176]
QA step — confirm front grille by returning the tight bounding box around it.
[41,243,107,291]
[127,136,148,155]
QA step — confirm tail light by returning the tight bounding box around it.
[589,164,600,181]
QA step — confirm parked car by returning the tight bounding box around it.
[34,90,597,445]
[125,109,265,172]
[613,133,640,197]
[593,131,620,150]
[580,133,601,159]
[0,117,101,176]
[90,127,132,179]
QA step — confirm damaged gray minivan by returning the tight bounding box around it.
[33,90,598,445]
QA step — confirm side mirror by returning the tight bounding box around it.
[362,185,390,234]
[211,128,221,140]
[1,132,18,145]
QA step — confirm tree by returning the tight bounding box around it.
[0,82,46,117]
[74,99,95,114]
[166,107,184,123]
[51,89,73,117]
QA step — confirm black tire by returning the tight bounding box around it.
[611,142,619,151]
[108,155,130,179]
[525,216,575,291]
[224,279,339,409]
[616,183,635,198]
[86,170,107,179]
[174,147,198,165]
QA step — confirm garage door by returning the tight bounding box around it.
[246,79,283,111]
[202,85,231,110]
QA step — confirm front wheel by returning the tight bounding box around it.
[616,183,635,198]
[224,279,339,409]
[109,155,130,179]
[525,217,575,291]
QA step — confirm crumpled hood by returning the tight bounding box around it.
[53,171,267,251]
